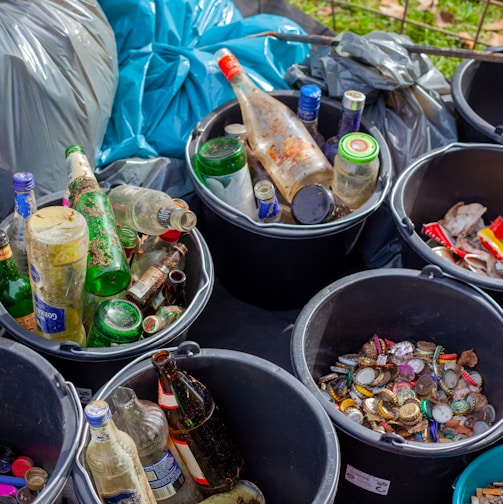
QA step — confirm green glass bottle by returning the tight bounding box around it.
[65,145,131,296]
[0,230,35,330]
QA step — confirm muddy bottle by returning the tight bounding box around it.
[152,350,243,497]
[111,386,203,503]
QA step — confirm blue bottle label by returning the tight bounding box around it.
[14,193,32,219]
[101,490,140,503]
[30,264,40,283]
[257,199,280,220]
[144,449,184,499]
[34,294,66,334]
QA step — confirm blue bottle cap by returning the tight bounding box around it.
[84,400,112,427]
[12,172,34,191]
[298,84,322,122]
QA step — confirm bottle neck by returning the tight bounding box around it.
[88,416,117,443]
[0,244,21,278]
[66,151,100,192]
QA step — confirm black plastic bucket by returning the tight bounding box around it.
[0,336,83,503]
[0,192,214,402]
[390,142,503,306]
[291,267,503,504]
[72,342,340,504]
[185,91,392,310]
[451,46,503,144]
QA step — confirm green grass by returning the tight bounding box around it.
[285,0,503,79]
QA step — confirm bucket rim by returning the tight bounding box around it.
[451,45,503,144]
[185,91,393,239]
[73,343,341,504]
[290,266,503,457]
[390,141,503,293]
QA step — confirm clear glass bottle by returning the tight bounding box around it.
[117,225,139,263]
[290,184,350,225]
[25,206,88,345]
[111,386,204,504]
[332,132,380,211]
[297,84,325,147]
[142,305,185,335]
[322,90,366,165]
[152,350,243,497]
[215,48,334,203]
[108,185,197,236]
[197,480,266,504]
[0,230,35,331]
[84,400,157,504]
[65,145,131,297]
[7,172,37,277]
[126,243,188,312]
[195,137,256,218]
[253,180,295,224]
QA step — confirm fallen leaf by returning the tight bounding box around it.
[379,0,405,18]
[417,0,438,12]
[483,19,503,31]
[317,6,338,17]
[459,31,476,49]
[434,10,454,28]
[488,32,503,46]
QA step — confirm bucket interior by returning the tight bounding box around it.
[74,349,340,504]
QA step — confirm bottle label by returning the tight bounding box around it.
[217,53,243,81]
[14,193,33,219]
[257,199,280,220]
[143,449,184,499]
[128,268,165,300]
[158,380,178,409]
[0,246,12,261]
[150,290,165,311]
[33,294,66,334]
[100,489,140,503]
[66,152,95,186]
[171,437,210,487]
[16,312,36,331]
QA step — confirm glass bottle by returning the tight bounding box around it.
[290,184,350,225]
[197,480,266,504]
[215,48,334,203]
[253,180,295,224]
[25,206,88,345]
[7,172,37,277]
[297,84,325,147]
[117,225,139,263]
[195,137,256,218]
[86,299,143,348]
[111,386,204,504]
[65,145,131,297]
[152,350,243,497]
[142,305,185,335]
[332,132,380,210]
[0,230,35,331]
[322,90,366,165]
[163,269,187,307]
[84,400,157,504]
[126,243,188,312]
[107,185,197,236]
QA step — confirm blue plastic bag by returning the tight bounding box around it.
[96,0,310,168]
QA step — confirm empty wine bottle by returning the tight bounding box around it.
[152,350,243,497]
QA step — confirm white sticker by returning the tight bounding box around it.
[76,387,93,404]
[345,464,391,496]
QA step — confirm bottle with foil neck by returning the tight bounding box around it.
[111,386,204,504]
[152,350,243,497]
[108,185,197,236]
[65,145,131,297]
[322,89,366,165]
[84,400,157,504]
[215,47,334,203]
[297,84,325,147]
[7,172,37,276]
[253,180,295,224]
[0,230,35,331]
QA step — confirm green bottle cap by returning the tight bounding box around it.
[337,133,379,164]
[195,137,247,177]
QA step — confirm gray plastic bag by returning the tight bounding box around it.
[0,0,118,219]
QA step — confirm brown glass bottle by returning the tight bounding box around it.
[152,350,243,497]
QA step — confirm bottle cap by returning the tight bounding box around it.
[338,133,380,164]
[298,84,322,122]
[342,90,366,111]
[15,487,38,504]
[224,123,247,142]
[84,400,112,427]
[12,172,35,191]
[24,467,48,491]
[196,137,247,177]
[11,456,34,478]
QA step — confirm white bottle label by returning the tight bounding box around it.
[158,380,178,409]
[144,448,184,500]
[171,437,209,487]
[345,464,391,495]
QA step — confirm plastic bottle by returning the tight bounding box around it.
[0,230,35,331]
[84,400,157,504]
[297,84,325,147]
[322,89,366,165]
[332,132,380,210]
[152,350,243,497]
[108,185,197,236]
[7,172,37,276]
[25,206,88,345]
[65,145,131,297]
[253,180,295,224]
[111,386,203,504]
[195,136,256,218]
[215,48,334,203]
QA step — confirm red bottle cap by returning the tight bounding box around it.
[11,457,34,478]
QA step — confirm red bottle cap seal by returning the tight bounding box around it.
[11,457,34,478]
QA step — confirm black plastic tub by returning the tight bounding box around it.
[186,91,392,310]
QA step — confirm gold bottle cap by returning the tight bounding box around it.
[398,402,421,423]
[25,466,48,491]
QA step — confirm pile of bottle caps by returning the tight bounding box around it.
[470,482,503,503]
[318,335,495,442]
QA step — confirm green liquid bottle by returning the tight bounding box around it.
[0,229,35,330]
[65,145,131,296]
